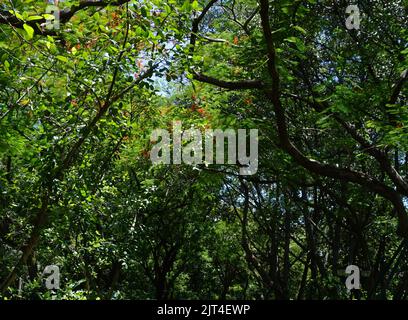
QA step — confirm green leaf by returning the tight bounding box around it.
[10,10,24,21]
[181,0,191,11]
[56,55,69,63]
[4,60,10,71]
[43,14,55,20]
[293,25,307,34]
[27,15,44,21]
[23,24,34,40]
[192,0,199,10]
[285,36,298,43]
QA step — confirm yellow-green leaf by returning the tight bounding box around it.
[27,15,43,21]
[56,55,68,63]
[293,25,307,34]
[23,24,34,40]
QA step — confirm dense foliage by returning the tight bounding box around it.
[0,0,407,299]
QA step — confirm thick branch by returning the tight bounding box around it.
[193,72,264,90]
[189,0,219,54]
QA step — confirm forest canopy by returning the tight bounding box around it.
[0,0,408,300]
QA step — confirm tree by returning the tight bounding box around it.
[1,0,408,300]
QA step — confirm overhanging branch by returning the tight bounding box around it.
[193,72,264,90]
